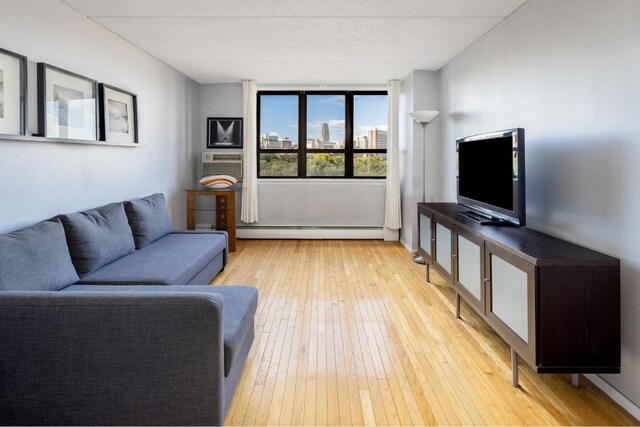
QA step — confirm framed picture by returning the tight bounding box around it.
[99,83,138,144]
[0,47,27,136]
[207,117,243,148]
[37,63,98,140]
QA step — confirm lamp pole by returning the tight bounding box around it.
[409,111,439,264]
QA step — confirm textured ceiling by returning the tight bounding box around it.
[60,0,528,84]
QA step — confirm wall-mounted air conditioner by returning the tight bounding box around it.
[200,149,243,181]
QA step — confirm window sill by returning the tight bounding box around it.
[258,178,386,186]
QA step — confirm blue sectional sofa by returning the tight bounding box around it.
[0,194,257,426]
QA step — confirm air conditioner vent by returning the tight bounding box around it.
[200,149,243,182]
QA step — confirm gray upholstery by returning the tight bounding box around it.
[173,230,229,266]
[224,326,254,411]
[77,233,227,286]
[0,291,226,426]
[59,203,135,277]
[0,219,79,291]
[209,286,259,376]
[64,284,259,377]
[123,193,172,249]
[187,253,225,285]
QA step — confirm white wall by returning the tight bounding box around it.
[399,70,440,250]
[0,0,199,232]
[439,0,640,408]
[198,83,386,229]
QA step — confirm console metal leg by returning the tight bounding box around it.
[572,373,580,388]
[426,263,430,282]
[455,293,461,319]
[511,348,520,388]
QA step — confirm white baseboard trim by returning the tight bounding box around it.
[400,238,413,253]
[383,228,400,241]
[237,227,384,240]
[585,374,640,420]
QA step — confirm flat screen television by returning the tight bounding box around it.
[456,128,526,226]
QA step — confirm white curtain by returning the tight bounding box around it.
[384,80,401,235]
[241,80,259,223]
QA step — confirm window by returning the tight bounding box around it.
[258,91,388,178]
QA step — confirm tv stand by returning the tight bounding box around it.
[459,210,516,226]
[417,202,620,388]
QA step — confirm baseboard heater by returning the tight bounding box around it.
[236,225,384,240]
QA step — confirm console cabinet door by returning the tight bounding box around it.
[433,219,453,282]
[485,242,537,366]
[417,211,433,264]
[453,227,485,315]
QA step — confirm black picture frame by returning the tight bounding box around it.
[207,117,243,149]
[0,47,28,136]
[98,83,138,144]
[37,62,98,141]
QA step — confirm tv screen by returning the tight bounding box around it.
[458,136,514,211]
[456,128,525,226]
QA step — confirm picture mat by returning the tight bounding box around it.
[45,67,96,140]
[103,86,136,143]
[0,53,22,134]
[108,99,128,133]
[53,84,84,129]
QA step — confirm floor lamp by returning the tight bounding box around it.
[409,110,439,264]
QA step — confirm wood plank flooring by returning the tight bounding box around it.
[213,240,638,426]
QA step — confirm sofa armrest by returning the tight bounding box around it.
[0,291,225,426]
[173,230,229,265]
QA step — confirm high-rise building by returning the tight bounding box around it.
[321,123,330,142]
[368,128,388,149]
[354,135,369,149]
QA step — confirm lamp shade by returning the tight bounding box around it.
[410,110,439,125]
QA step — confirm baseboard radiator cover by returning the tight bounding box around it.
[237,226,384,240]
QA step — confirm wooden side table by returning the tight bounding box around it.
[186,189,237,252]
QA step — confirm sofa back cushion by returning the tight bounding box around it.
[123,193,172,249]
[0,219,80,291]
[59,203,135,277]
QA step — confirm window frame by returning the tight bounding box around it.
[257,90,388,179]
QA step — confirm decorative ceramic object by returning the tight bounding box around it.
[199,174,237,189]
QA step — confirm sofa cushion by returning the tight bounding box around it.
[59,203,135,277]
[207,286,258,376]
[77,233,227,286]
[0,219,79,291]
[61,284,259,376]
[123,193,172,249]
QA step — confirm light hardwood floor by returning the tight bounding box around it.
[213,240,638,426]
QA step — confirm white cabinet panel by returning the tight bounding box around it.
[435,223,452,274]
[419,214,431,255]
[457,235,482,300]
[491,254,529,343]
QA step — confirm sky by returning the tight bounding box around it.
[259,94,387,144]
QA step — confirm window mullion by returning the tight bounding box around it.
[299,92,307,178]
[345,93,354,178]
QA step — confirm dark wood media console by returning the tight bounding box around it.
[417,202,620,387]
